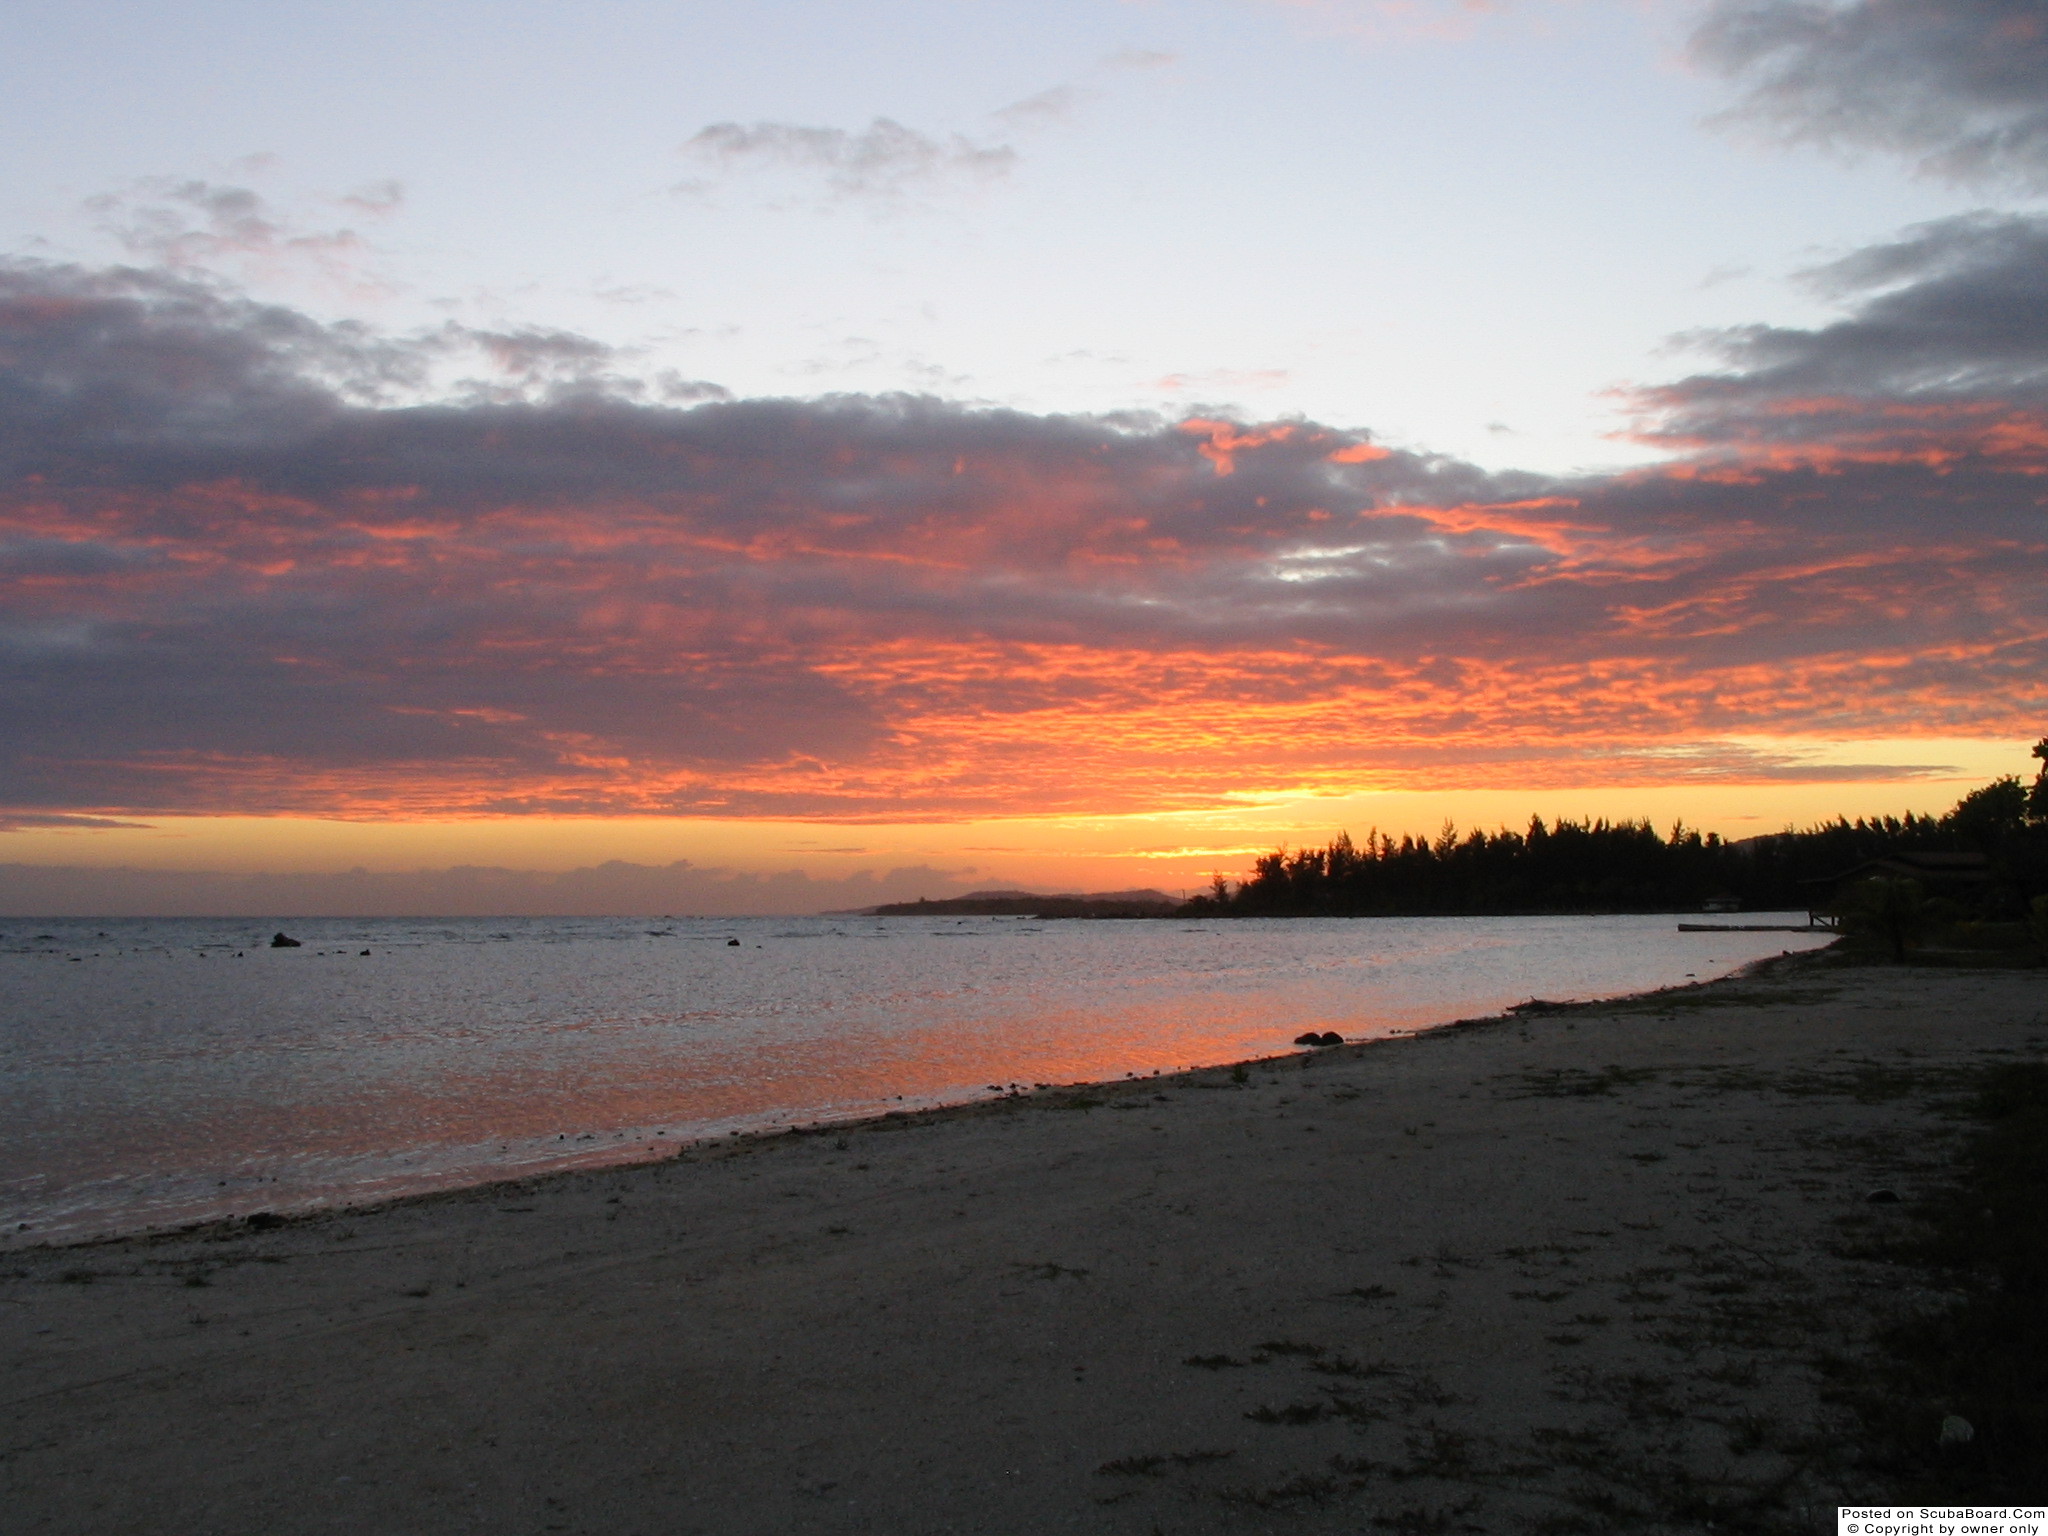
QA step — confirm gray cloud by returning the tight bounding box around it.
[88,180,301,265]
[1637,210,2048,442]
[676,118,1016,200]
[0,255,2042,822]
[83,179,390,292]
[676,53,1172,205]
[338,179,405,218]
[0,259,426,465]
[1693,0,2048,187]
[992,84,1091,128]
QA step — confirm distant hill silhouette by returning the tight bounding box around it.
[863,888,1178,919]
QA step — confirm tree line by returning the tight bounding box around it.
[1182,738,2048,919]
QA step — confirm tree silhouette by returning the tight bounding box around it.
[1182,738,2048,920]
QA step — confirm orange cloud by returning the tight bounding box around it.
[1177,417,1298,476]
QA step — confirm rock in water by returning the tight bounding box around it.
[269,932,301,948]
[1939,1414,1974,1445]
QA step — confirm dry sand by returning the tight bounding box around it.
[4,954,2042,1534]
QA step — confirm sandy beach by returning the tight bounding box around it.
[3,953,2040,1534]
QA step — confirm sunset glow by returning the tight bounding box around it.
[3,0,2046,912]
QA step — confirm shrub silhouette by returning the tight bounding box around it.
[1831,876,1930,963]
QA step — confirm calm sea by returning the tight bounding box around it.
[0,912,1828,1243]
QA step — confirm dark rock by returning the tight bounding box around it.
[1294,1032,1322,1046]
[1318,1031,1345,1046]
[269,932,301,948]
[1866,1188,1901,1204]
[245,1211,284,1230]
[727,937,741,946]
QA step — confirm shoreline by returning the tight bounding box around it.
[11,947,1825,1256]
[1,908,1828,1253]
[6,949,2036,1532]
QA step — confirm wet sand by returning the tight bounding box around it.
[4,954,2040,1534]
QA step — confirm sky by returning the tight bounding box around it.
[2,0,2045,913]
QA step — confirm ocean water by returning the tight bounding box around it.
[0,912,1829,1243]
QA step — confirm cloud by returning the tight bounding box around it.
[84,179,393,294]
[675,118,1017,201]
[0,253,2042,826]
[88,180,301,266]
[1153,368,1293,394]
[992,50,1179,130]
[1254,0,1517,46]
[992,84,1092,128]
[676,54,1173,206]
[436,323,671,405]
[1633,211,2048,450]
[338,180,405,218]
[0,813,152,832]
[0,258,430,461]
[591,281,678,306]
[1693,0,2048,188]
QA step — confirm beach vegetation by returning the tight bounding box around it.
[1308,1353,1390,1377]
[1244,1399,1334,1424]
[1096,1448,1233,1477]
[1256,1338,1327,1357]
[1094,1453,1169,1477]
[1215,1470,1350,1509]
[1367,1497,1482,1532]
[1339,1283,1398,1302]
[1506,1064,1658,1097]
[1835,1060,2048,1502]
